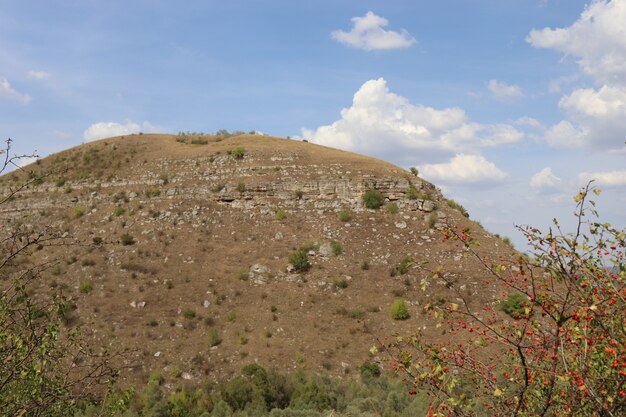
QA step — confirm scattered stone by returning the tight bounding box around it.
[318,243,333,257]
[395,221,407,229]
[249,264,271,284]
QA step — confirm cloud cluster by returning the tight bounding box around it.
[302,78,520,184]
[420,154,508,184]
[528,0,626,151]
[331,11,416,51]
[83,120,160,142]
[487,79,524,101]
[27,70,51,80]
[579,169,626,188]
[530,167,562,189]
[0,77,31,103]
[527,0,626,86]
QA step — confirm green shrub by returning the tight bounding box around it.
[406,186,418,200]
[501,293,532,319]
[183,309,196,319]
[338,209,351,222]
[190,138,208,145]
[120,233,135,246]
[229,147,246,160]
[79,280,93,294]
[410,167,419,176]
[446,199,469,218]
[359,362,381,379]
[145,188,161,198]
[113,206,125,216]
[390,299,410,320]
[386,203,399,214]
[288,249,310,273]
[208,329,221,347]
[237,182,246,193]
[333,277,348,289]
[330,240,342,256]
[363,189,384,209]
[391,255,413,276]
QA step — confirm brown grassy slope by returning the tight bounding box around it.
[0,133,517,388]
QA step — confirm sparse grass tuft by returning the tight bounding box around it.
[338,209,351,222]
[386,203,399,214]
[330,240,342,256]
[275,208,287,221]
[446,199,469,218]
[79,280,93,294]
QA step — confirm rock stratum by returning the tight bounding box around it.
[0,133,515,387]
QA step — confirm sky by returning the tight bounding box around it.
[1,0,625,249]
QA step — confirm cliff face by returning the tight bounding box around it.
[0,134,513,386]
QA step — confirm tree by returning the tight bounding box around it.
[0,138,117,416]
[385,182,625,416]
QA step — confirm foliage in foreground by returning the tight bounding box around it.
[74,365,432,417]
[386,183,625,416]
[0,139,117,417]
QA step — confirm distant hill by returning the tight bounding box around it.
[0,133,516,388]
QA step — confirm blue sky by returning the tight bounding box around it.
[1,0,625,249]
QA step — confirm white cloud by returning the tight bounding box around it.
[419,154,508,185]
[0,77,31,103]
[530,167,562,189]
[487,79,524,101]
[578,169,626,187]
[331,11,416,51]
[544,85,626,150]
[514,116,543,129]
[83,120,160,142]
[528,1,626,151]
[27,70,51,80]
[527,0,626,86]
[301,78,523,165]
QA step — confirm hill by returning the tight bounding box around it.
[0,133,516,388]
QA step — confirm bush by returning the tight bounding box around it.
[359,362,381,379]
[237,182,246,193]
[229,147,246,160]
[363,189,384,209]
[330,240,342,256]
[391,255,413,276]
[426,212,438,229]
[410,167,419,176]
[289,249,310,273]
[501,293,532,319]
[120,233,135,246]
[333,277,348,289]
[390,299,410,320]
[113,206,125,216]
[145,188,161,198]
[338,209,351,222]
[208,329,221,347]
[406,186,418,200]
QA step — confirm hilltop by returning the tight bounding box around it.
[0,133,516,388]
